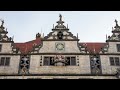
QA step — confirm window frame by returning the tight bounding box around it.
[0,57,10,66]
[110,57,120,66]
[116,44,120,52]
[43,57,50,66]
[110,57,115,66]
[115,57,120,66]
[70,57,76,66]
[5,57,10,66]
[43,57,55,66]
[43,56,76,66]
[65,56,76,66]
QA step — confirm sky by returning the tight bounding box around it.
[0,11,120,43]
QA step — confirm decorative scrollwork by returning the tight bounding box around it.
[19,55,30,75]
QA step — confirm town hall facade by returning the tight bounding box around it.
[0,14,120,79]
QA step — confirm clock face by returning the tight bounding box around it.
[56,43,65,51]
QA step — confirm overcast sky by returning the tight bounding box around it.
[0,11,120,43]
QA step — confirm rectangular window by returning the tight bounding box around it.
[65,57,70,66]
[109,57,120,66]
[44,57,50,66]
[0,44,2,52]
[43,57,54,66]
[43,56,76,66]
[70,57,76,65]
[5,57,10,66]
[0,57,10,66]
[115,57,120,66]
[117,44,120,52]
[110,57,115,65]
[50,57,54,65]
[65,57,76,66]
[0,57,5,66]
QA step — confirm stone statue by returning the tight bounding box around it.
[36,33,41,38]
[1,20,4,26]
[0,19,4,27]
[59,14,62,21]
[115,19,120,28]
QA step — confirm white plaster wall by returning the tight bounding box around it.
[30,55,80,74]
[100,55,120,74]
[108,42,120,53]
[0,55,20,74]
[79,55,91,74]
[0,43,12,53]
[39,41,80,53]
[29,55,90,74]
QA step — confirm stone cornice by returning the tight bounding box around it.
[0,74,115,76]
[0,41,14,43]
[1,53,120,55]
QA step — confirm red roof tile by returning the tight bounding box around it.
[80,42,107,54]
[14,38,106,54]
[15,38,41,54]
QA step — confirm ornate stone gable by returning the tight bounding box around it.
[107,19,120,42]
[0,19,20,54]
[0,19,13,42]
[43,14,79,41]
